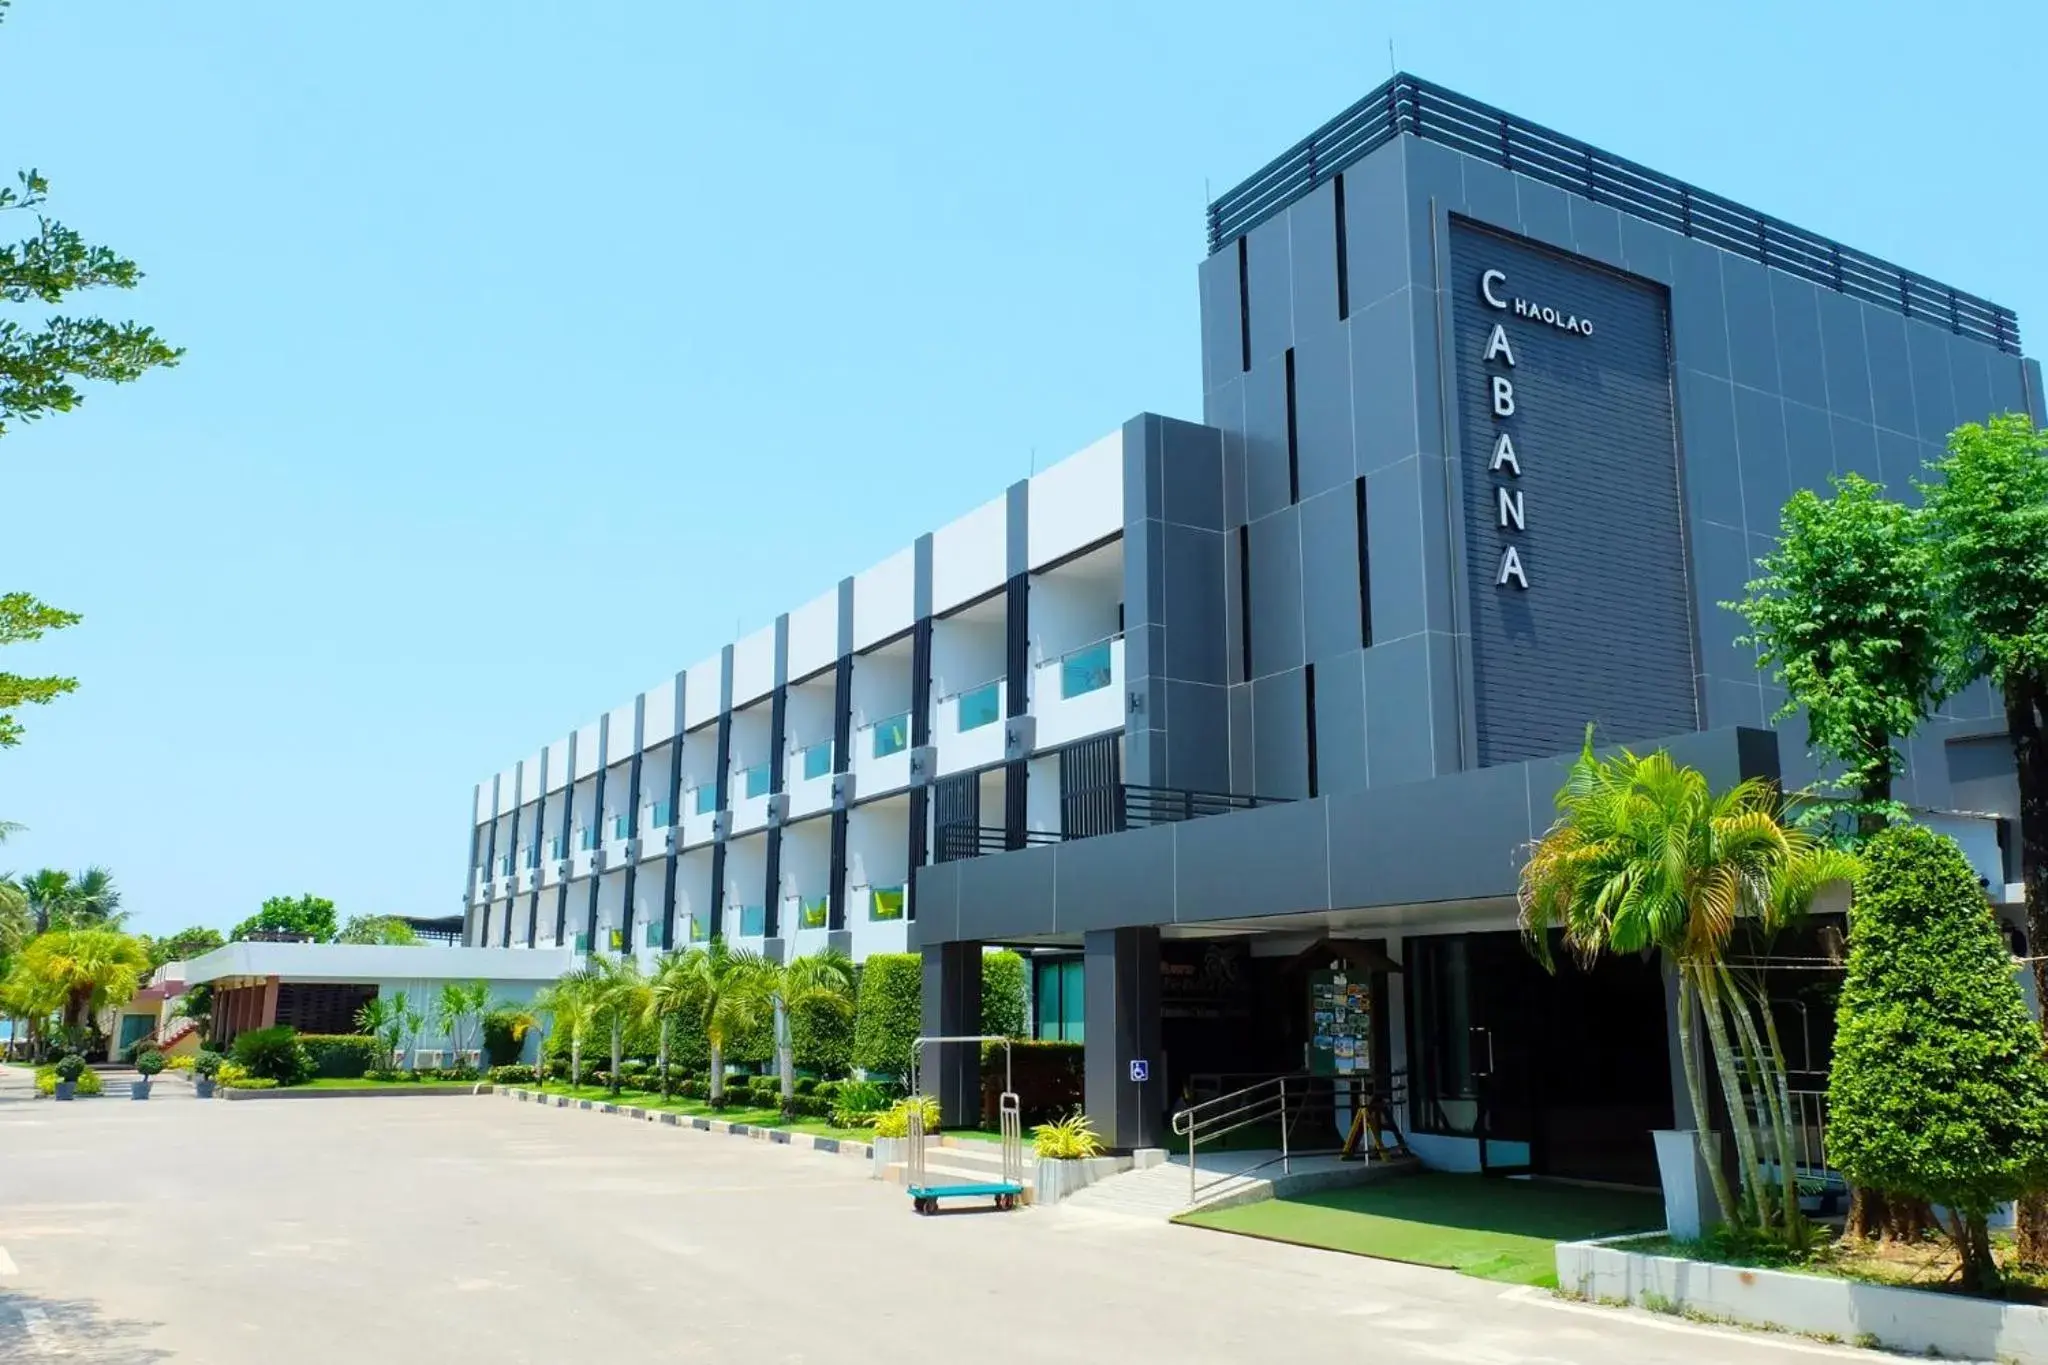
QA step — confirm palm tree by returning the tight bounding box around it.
[763,948,854,1113]
[666,939,771,1106]
[357,991,425,1069]
[9,928,150,1041]
[587,955,652,1095]
[435,980,491,1065]
[1519,732,1856,1238]
[4,867,124,934]
[533,970,600,1089]
[646,949,696,1098]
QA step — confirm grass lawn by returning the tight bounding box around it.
[1175,1173,1663,1287]
[293,1077,482,1091]
[521,1083,877,1141]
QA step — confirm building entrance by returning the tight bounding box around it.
[1408,930,1672,1186]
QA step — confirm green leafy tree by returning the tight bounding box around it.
[852,953,923,1083]
[981,949,1026,1038]
[337,914,418,945]
[532,972,598,1089]
[4,927,149,1035]
[1829,824,2048,1292]
[762,948,854,1112]
[646,949,697,1098]
[1520,732,1857,1241]
[435,980,490,1065]
[232,894,338,943]
[147,925,224,968]
[0,593,80,750]
[663,940,771,1105]
[1729,474,1944,837]
[354,991,423,1071]
[586,955,651,1096]
[4,866,122,934]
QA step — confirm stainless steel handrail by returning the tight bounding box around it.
[1169,1072,1310,1205]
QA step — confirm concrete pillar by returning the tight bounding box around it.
[920,940,982,1127]
[1083,926,1163,1152]
[259,976,280,1030]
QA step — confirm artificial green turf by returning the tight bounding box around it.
[1174,1173,1663,1287]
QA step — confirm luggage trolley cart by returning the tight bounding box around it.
[904,1034,1024,1215]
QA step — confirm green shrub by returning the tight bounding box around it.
[870,1094,939,1139]
[194,1049,225,1080]
[1032,1110,1104,1160]
[981,949,1026,1038]
[981,1039,1084,1124]
[830,1078,890,1128]
[1829,824,2048,1291]
[851,953,921,1080]
[481,1009,527,1068]
[489,1064,537,1085]
[231,1026,312,1084]
[814,1079,841,1103]
[133,1048,166,1077]
[165,1053,196,1072]
[54,1053,85,1083]
[791,990,855,1078]
[222,1076,279,1091]
[35,1066,102,1096]
[793,1076,818,1096]
[299,1033,383,1079]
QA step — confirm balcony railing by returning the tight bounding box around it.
[648,799,672,828]
[736,904,766,937]
[692,785,717,816]
[739,763,771,800]
[935,824,1063,863]
[949,680,1002,732]
[798,741,833,781]
[1053,635,1118,699]
[794,895,828,929]
[611,813,631,841]
[867,885,905,922]
[934,783,1295,865]
[864,711,911,759]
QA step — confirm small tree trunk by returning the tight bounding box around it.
[658,1018,671,1099]
[1698,965,1769,1229]
[610,1019,624,1094]
[1676,969,1741,1229]
[1723,964,1801,1238]
[709,1039,725,1106]
[776,997,795,1111]
[571,1039,582,1090]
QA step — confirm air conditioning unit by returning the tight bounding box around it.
[1003,715,1037,762]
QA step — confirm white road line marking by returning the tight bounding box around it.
[1497,1285,1888,1358]
[0,1246,16,1274]
[20,1305,65,1355]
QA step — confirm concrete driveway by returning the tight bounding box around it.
[0,1071,1893,1363]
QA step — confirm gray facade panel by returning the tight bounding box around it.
[1326,758,1533,909]
[1158,419,1225,531]
[1227,682,1255,794]
[1292,320,1357,499]
[1616,212,1674,283]
[1905,321,1961,439]
[1163,680,1230,792]
[1667,242,1730,380]
[1175,799,1330,923]
[1677,368,1745,530]
[1568,197,1624,270]
[1310,648,1368,795]
[1287,182,1342,335]
[1815,289,1876,426]
[949,843,1055,942]
[1704,673,1765,729]
[1719,255,1781,396]
[1513,176,1574,254]
[1767,272,1829,409]
[1364,456,1427,643]
[1243,357,1293,521]
[1863,310,1918,435]
[1339,138,1411,312]
[1159,523,1228,682]
[1732,384,1792,529]
[1054,823,1176,932]
[1245,215,1294,366]
[1299,484,1363,662]
[1451,220,1698,766]
[1197,246,1243,397]
[1689,521,1756,681]
[1246,508,1304,677]
[1350,288,1422,478]
[1361,633,1435,786]
[1252,669,1310,798]
[1830,416,1881,484]
[1949,335,1996,427]
[1781,400,1836,496]
[1875,428,1923,493]
[1990,352,2029,417]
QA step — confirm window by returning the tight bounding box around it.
[1033,957,1085,1043]
[799,897,828,929]
[1304,663,1319,799]
[1334,172,1349,320]
[1059,641,1113,699]
[1409,936,1477,1136]
[681,914,702,944]
[649,799,672,828]
[956,681,1000,731]
[524,846,540,869]
[738,904,766,936]
[868,885,905,922]
[693,785,717,816]
[871,712,910,759]
[801,742,833,781]
[1236,235,1251,373]
[497,853,513,875]
[741,764,771,799]
[1237,524,1253,682]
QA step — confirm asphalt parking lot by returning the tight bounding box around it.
[0,1069,1887,1364]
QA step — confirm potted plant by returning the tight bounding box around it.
[131,1047,165,1100]
[52,1053,85,1102]
[870,1094,937,1177]
[1032,1110,1115,1204]
[193,1050,223,1099]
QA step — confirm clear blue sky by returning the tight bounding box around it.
[3,2,2040,939]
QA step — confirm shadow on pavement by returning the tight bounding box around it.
[0,1288,171,1362]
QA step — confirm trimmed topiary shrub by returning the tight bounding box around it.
[299,1034,383,1079]
[231,1026,312,1085]
[1829,823,2048,1293]
[790,991,854,1078]
[488,1064,537,1085]
[852,953,921,1081]
[981,949,1026,1038]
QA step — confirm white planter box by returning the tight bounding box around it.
[1650,1129,1722,1239]
[1558,1236,2048,1361]
[871,1136,909,1178]
[1034,1155,1131,1204]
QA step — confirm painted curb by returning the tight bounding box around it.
[1557,1235,2048,1361]
[222,1083,496,1102]
[500,1087,873,1161]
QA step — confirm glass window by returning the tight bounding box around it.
[742,764,770,799]
[649,799,672,828]
[1410,936,1476,1135]
[693,786,717,816]
[799,897,828,929]
[1059,960,1085,1042]
[869,885,905,922]
[573,932,590,953]
[956,681,1001,732]
[1032,957,1086,1042]
[871,712,910,759]
[801,742,833,781]
[644,922,661,948]
[1060,640,1115,699]
[739,904,766,936]
[525,847,540,869]
[497,853,513,875]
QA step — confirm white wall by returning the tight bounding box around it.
[630,869,663,959]
[930,615,1005,703]
[640,674,680,749]
[1030,546,1123,660]
[787,587,839,683]
[1026,753,1062,837]
[785,677,836,756]
[932,494,1008,615]
[849,646,911,728]
[846,799,909,960]
[607,701,638,754]
[723,834,769,940]
[683,655,722,730]
[732,623,776,707]
[594,869,627,951]
[638,741,675,827]
[495,767,520,817]
[676,847,714,942]
[545,738,571,793]
[853,547,915,652]
[601,758,632,841]
[782,817,834,956]
[573,722,603,780]
[1028,429,1122,569]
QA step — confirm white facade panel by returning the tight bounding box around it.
[640,675,680,746]
[607,702,638,750]
[931,494,1008,614]
[545,739,571,793]
[787,588,839,683]
[573,723,603,780]
[732,624,776,706]
[495,767,520,817]
[473,783,494,826]
[1028,429,1123,568]
[852,546,916,651]
[683,656,722,730]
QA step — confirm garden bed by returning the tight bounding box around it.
[501,1085,879,1160]
[222,1080,492,1100]
[1558,1233,2048,1359]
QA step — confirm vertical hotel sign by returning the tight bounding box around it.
[1475,267,1594,592]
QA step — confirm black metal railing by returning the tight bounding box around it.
[1120,782,1289,827]
[933,784,1294,865]
[933,823,1062,864]
[1207,73,2020,354]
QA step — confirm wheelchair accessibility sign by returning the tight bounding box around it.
[1128,1059,1149,1083]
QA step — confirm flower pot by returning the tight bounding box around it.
[194,1077,216,1099]
[1652,1128,1724,1239]
[53,1080,76,1101]
[130,1079,152,1101]
[872,1136,909,1177]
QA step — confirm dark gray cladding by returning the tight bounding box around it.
[1449,219,1698,766]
